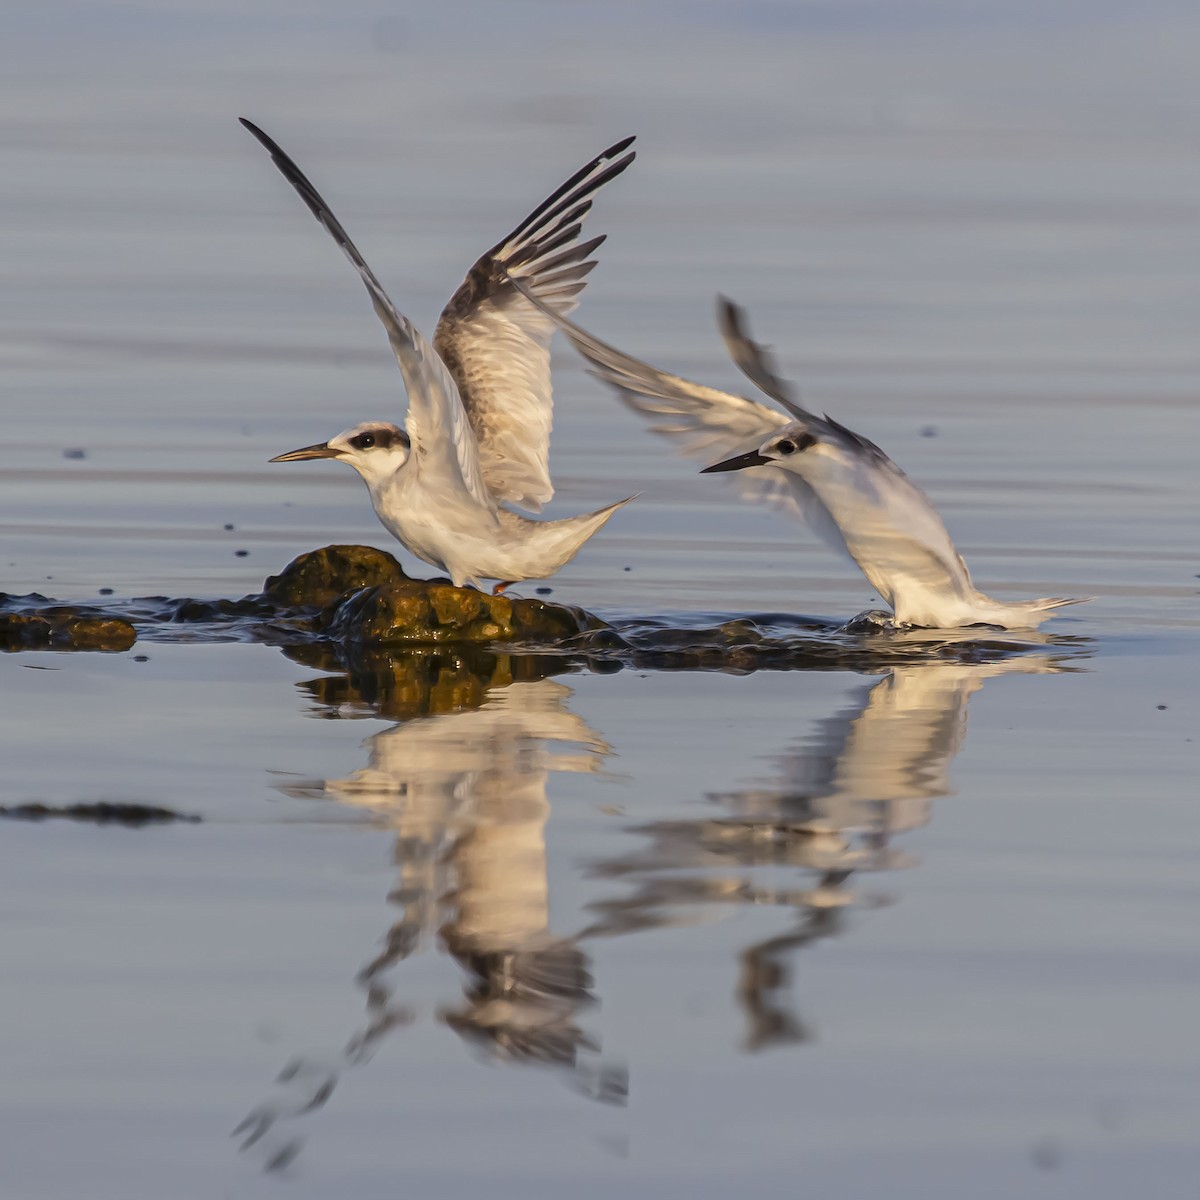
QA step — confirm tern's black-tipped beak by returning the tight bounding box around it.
[701,449,772,473]
[269,443,341,463]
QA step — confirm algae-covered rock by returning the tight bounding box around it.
[261,545,603,646]
[0,612,137,651]
[323,580,602,647]
[1,546,605,653]
[262,544,410,609]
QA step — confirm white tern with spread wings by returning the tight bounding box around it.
[243,120,635,592]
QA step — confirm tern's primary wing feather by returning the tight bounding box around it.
[434,138,635,512]
[716,297,892,462]
[240,119,496,519]
[715,295,809,418]
[506,278,851,559]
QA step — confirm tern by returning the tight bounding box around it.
[242,119,635,592]
[508,283,1086,629]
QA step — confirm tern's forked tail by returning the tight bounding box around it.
[493,495,637,584]
[988,593,1091,629]
[900,589,1091,630]
[553,494,638,544]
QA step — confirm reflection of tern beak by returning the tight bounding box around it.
[701,449,771,473]
[269,443,341,462]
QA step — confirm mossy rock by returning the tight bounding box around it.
[322,580,602,647]
[261,544,410,609]
[0,612,137,651]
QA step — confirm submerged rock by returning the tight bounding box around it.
[0,610,137,651]
[0,802,200,825]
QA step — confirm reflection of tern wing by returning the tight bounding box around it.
[828,663,984,807]
[750,656,1064,834]
[480,679,612,758]
[751,680,878,805]
[325,676,612,955]
[326,678,609,816]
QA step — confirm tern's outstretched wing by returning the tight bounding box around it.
[241,119,496,519]
[506,279,852,559]
[434,138,636,512]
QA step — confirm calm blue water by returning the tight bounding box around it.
[1,4,1198,1197]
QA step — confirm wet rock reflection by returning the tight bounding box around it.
[283,641,575,721]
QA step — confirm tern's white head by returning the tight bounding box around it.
[701,424,817,474]
[270,421,411,487]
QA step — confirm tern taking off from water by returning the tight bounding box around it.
[242,120,635,592]
[509,282,1086,629]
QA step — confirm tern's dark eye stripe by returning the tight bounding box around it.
[348,429,410,452]
[777,432,816,456]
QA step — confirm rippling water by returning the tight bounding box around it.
[2,4,1199,1198]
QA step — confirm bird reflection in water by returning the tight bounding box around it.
[581,651,1071,1052]
[238,640,1079,1165]
[330,672,618,1084]
[236,648,625,1170]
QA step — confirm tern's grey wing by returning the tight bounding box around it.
[434,138,636,512]
[241,119,496,518]
[506,279,853,560]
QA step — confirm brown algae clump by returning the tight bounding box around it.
[323,580,599,647]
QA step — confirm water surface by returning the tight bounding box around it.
[2,4,1198,1197]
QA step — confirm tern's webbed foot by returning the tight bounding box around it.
[842,609,905,633]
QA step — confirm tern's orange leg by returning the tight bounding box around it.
[492,581,515,596]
